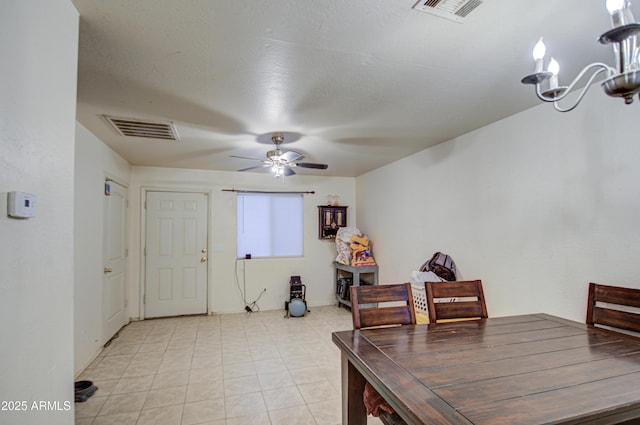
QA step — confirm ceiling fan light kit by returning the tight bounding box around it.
[521,0,640,112]
[231,133,328,178]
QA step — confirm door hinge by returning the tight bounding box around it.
[144,247,146,256]
[143,294,145,304]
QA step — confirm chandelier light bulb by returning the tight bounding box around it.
[606,0,627,14]
[532,37,546,60]
[548,57,560,89]
[548,57,560,75]
[607,0,635,27]
[532,37,546,72]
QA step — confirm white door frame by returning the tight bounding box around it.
[139,186,212,319]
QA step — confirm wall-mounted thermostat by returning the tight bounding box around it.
[8,191,37,219]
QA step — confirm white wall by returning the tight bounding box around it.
[356,93,640,323]
[130,166,356,316]
[0,1,78,424]
[74,123,131,375]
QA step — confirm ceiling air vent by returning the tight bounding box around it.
[104,115,179,141]
[412,0,484,23]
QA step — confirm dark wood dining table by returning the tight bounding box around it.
[332,314,640,425]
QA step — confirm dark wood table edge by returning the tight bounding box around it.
[333,314,640,425]
[332,329,473,425]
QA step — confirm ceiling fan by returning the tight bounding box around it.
[231,133,328,177]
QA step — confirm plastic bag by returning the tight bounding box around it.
[335,227,360,264]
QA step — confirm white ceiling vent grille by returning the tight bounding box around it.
[104,115,179,141]
[412,0,484,23]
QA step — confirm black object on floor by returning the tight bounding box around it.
[74,380,98,402]
[284,275,308,318]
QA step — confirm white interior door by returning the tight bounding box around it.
[103,180,129,342]
[145,191,208,318]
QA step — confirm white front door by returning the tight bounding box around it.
[103,180,129,342]
[145,191,208,318]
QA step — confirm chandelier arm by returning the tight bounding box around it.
[552,66,612,112]
[557,63,614,100]
[535,84,558,103]
[534,62,614,104]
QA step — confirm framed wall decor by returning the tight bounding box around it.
[318,205,348,239]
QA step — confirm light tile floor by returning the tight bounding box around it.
[75,305,383,425]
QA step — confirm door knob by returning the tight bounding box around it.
[201,257,207,263]
[201,248,207,253]
[104,267,113,273]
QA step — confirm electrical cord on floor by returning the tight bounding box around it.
[103,321,131,348]
[234,258,248,307]
[246,288,267,312]
[235,258,266,313]
[103,332,119,348]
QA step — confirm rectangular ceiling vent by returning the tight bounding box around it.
[104,115,179,141]
[412,0,484,23]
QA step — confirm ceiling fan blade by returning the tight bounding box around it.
[238,164,270,172]
[230,155,266,162]
[280,150,304,162]
[294,162,328,170]
[283,166,296,176]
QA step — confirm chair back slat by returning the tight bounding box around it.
[591,283,640,309]
[350,283,416,330]
[425,280,488,323]
[432,301,486,321]
[427,280,484,298]
[359,306,416,329]
[587,282,640,334]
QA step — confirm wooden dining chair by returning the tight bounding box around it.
[350,283,415,425]
[350,283,416,329]
[586,282,640,334]
[425,279,488,323]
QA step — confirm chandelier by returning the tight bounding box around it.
[521,0,640,112]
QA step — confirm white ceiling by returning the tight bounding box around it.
[71,0,617,177]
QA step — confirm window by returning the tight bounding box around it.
[236,192,304,258]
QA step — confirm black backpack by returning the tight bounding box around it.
[420,252,457,281]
